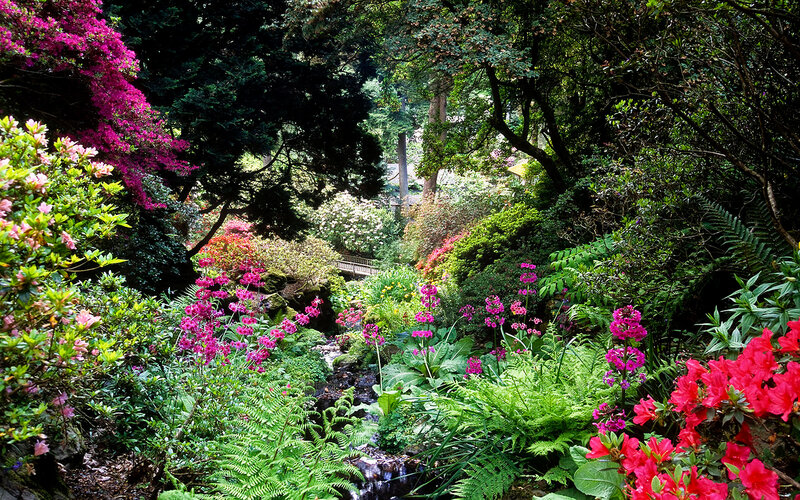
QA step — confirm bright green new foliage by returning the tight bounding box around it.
[446,204,541,283]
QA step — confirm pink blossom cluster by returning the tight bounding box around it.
[518,262,538,295]
[605,346,646,373]
[417,231,468,278]
[362,323,384,346]
[609,305,647,342]
[484,295,504,315]
[484,295,505,328]
[51,392,75,420]
[490,347,506,361]
[600,306,647,394]
[178,267,322,372]
[412,346,435,356]
[459,304,475,321]
[336,305,364,330]
[591,402,626,433]
[420,283,440,308]
[465,356,482,377]
[414,311,434,323]
[509,300,526,316]
[412,330,433,338]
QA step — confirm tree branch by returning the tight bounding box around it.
[187,200,232,257]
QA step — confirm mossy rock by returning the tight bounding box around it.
[333,353,359,368]
[261,269,288,294]
[262,292,287,312]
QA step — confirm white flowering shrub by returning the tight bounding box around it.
[310,193,397,256]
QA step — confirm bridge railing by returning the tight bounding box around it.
[335,255,379,276]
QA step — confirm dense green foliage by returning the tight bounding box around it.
[4,0,800,498]
[446,204,542,283]
[105,0,384,242]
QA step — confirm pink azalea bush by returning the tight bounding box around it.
[0,117,128,453]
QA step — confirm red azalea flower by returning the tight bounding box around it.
[632,396,657,425]
[735,423,754,447]
[669,375,700,413]
[778,327,800,353]
[644,436,674,463]
[721,442,751,480]
[740,459,779,500]
[586,436,610,459]
[767,372,799,421]
[685,466,728,499]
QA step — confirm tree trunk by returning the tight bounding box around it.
[398,131,408,206]
[422,78,449,199]
[187,200,231,257]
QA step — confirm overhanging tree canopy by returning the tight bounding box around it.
[106,0,384,249]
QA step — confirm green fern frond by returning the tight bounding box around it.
[539,235,616,300]
[451,452,520,500]
[698,197,783,274]
[212,385,363,500]
[536,465,572,486]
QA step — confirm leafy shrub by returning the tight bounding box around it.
[454,253,545,338]
[0,117,128,453]
[200,223,339,295]
[377,406,414,454]
[383,332,474,393]
[446,204,542,284]
[358,266,420,306]
[112,210,195,295]
[404,193,496,261]
[704,252,800,354]
[70,272,173,449]
[417,230,469,279]
[309,192,399,256]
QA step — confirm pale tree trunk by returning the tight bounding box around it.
[398,97,409,207]
[422,75,450,199]
[398,131,408,206]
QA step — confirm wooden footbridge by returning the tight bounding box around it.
[335,255,379,277]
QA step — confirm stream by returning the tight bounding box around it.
[312,340,425,500]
